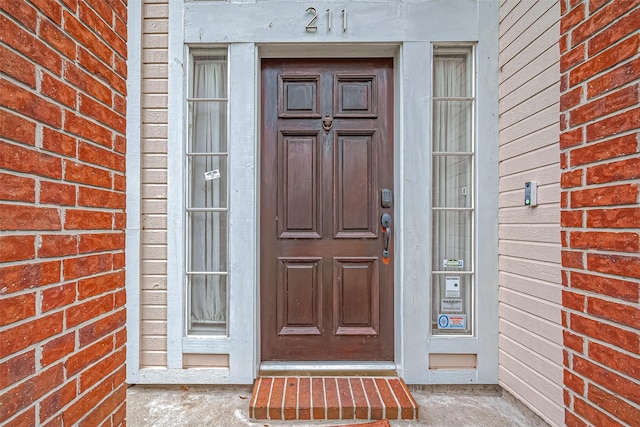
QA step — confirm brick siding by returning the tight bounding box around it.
[559,0,640,425]
[0,1,127,425]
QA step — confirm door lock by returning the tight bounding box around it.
[381,188,392,208]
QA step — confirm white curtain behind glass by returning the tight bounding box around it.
[433,56,471,267]
[190,59,228,330]
[432,54,473,333]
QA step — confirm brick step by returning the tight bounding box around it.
[249,376,418,421]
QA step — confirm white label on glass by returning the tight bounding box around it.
[443,259,464,268]
[437,314,466,330]
[205,169,221,181]
[441,298,463,312]
[445,276,461,297]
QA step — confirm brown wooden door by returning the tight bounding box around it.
[260,59,394,361]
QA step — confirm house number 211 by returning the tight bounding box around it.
[305,7,347,33]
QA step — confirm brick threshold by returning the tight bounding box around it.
[249,376,419,421]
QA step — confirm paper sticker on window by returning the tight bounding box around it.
[441,298,463,312]
[443,259,463,268]
[445,276,461,297]
[205,169,221,181]
[437,314,466,329]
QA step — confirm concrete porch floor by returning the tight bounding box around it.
[126,384,550,426]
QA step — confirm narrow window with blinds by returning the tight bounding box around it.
[186,50,228,336]
[431,46,475,335]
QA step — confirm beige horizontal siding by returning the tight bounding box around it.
[498,1,563,426]
[141,214,167,230]
[499,241,560,264]
[500,143,560,175]
[501,43,558,94]
[142,169,168,184]
[500,5,560,82]
[499,357,564,424]
[142,320,167,335]
[499,256,560,285]
[499,224,560,243]
[499,163,559,191]
[140,352,168,367]
[500,318,562,364]
[500,83,559,129]
[141,261,166,277]
[499,104,559,145]
[500,1,557,68]
[140,0,169,368]
[499,271,561,304]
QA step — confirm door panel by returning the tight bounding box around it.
[261,58,393,361]
[279,75,321,118]
[335,75,377,117]
[277,258,322,335]
[335,132,376,238]
[334,258,379,336]
[278,133,321,238]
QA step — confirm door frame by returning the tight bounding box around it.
[257,45,402,373]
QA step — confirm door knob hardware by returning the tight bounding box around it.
[381,213,392,260]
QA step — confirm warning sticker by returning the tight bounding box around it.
[437,314,466,330]
[204,169,221,181]
[445,276,461,297]
[441,298,463,312]
[443,259,464,268]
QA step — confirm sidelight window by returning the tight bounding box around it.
[431,46,475,335]
[186,49,228,336]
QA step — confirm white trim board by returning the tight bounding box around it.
[125,0,142,385]
[183,1,480,43]
[166,0,186,371]
[135,368,233,385]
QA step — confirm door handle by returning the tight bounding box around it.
[381,213,392,260]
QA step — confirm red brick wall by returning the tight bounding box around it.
[0,1,127,425]
[559,0,640,425]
